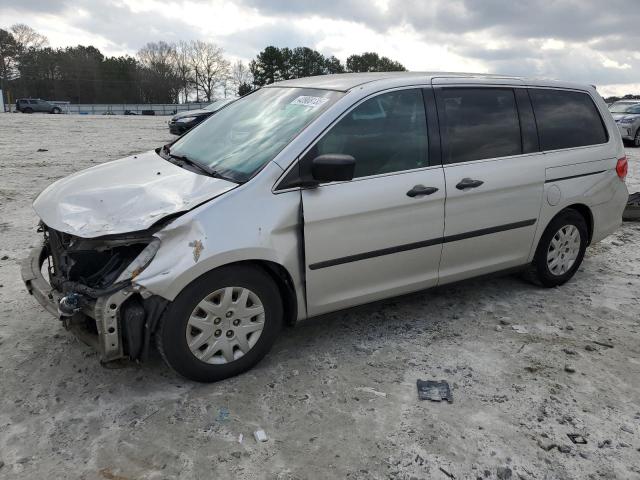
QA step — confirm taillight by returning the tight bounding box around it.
[616,156,628,180]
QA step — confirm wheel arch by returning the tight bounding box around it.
[562,203,594,244]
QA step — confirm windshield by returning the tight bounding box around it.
[169,87,343,182]
[609,102,640,113]
[204,98,233,112]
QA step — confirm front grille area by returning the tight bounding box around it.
[43,224,150,293]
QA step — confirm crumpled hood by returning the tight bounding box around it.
[33,150,236,238]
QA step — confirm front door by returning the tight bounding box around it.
[301,88,446,316]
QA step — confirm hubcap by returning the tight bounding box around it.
[186,286,265,364]
[546,224,581,276]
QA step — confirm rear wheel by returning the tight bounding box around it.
[51,107,61,114]
[634,127,640,147]
[23,107,33,114]
[156,265,283,382]
[525,209,588,287]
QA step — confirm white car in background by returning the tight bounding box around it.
[609,100,640,147]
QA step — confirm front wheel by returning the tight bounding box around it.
[51,107,61,114]
[525,209,588,288]
[634,128,640,147]
[156,265,283,382]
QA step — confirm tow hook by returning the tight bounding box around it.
[58,292,83,317]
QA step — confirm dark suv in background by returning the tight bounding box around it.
[168,98,233,135]
[16,98,62,114]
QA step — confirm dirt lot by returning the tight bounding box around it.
[0,114,639,480]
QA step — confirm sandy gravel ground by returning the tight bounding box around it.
[0,113,639,480]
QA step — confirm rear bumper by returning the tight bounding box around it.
[21,244,131,362]
[617,124,635,141]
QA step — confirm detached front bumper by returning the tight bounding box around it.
[21,244,154,363]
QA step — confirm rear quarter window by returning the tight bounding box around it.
[529,89,608,151]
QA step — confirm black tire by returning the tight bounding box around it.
[51,107,61,114]
[156,265,283,382]
[23,108,33,114]
[634,127,640,148]
[525,209,588,288]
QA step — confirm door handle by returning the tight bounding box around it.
[406,185,439,197]
[456,178,484,190]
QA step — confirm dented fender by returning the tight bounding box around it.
[132,162,307,318]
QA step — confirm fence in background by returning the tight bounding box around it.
[2,102,212,116]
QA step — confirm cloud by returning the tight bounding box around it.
[1,0,640,94]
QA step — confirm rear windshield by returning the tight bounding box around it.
[169,87,343,183]
[529,89,608,151]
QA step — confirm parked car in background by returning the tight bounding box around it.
[16,98,62,114]
[168,98,234,135]
[609,101,640,147]
[23,73,628,382]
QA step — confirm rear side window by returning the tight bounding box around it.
[312,89,428,178]
[529,89,608,150]
[436,88,522,164]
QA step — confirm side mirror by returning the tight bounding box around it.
[311,154,356,183]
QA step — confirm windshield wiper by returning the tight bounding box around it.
[160,145,234,182]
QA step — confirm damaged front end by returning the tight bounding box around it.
[22,223,168,363]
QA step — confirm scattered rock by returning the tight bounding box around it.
[565,324,574,331]
[497,466,512,479]
[495,325,503,332]
[537,438,558,451]
[585,344,597,352]
[0,460,4,469]
[557,445,571,454]
[0,255,8,260]
[562,348,577,355]
[621,425,634,434]
[598,439,612,448]
[564,365,576,373]
[231,451,241,459]
[618,442,631,448]
[36,148,48,152]
[512,325,528,334]
[499,318,510,325]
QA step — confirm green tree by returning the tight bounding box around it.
[325,55,345,74]
[249,46,288,86]
[238,82,253,96]
[346,52,406,72]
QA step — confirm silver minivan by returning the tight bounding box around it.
[23,73,629,382]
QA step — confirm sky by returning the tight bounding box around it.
[1,0,639,97]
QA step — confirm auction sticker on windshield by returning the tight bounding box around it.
[290,96,330,108]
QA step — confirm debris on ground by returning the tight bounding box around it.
[567,434,587,444]
[417,380,453,403]
[511,325,528,334]
[355,386,387,398]
[564,364,576,373]
[496,466,513,480]
[238,433,243,444]
[253,429,268,443]
[439,466,455,479]
[36,148,48,152]
[592,340,614,349]
[623,192,640,221]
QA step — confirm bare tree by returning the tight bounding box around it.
[189,41,230,102]
[137,41,181,103]
[231,60,252,94]
[11,24,48,51]
[173,40,193,103]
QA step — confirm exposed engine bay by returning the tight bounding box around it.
[26,223,169,363]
